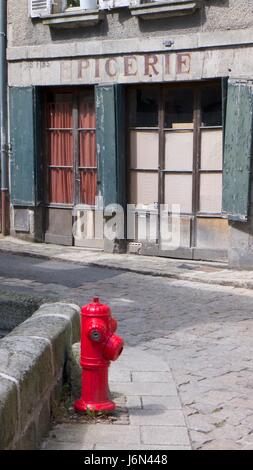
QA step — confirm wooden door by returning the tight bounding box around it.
[44,89,97,246]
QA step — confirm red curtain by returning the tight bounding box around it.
[46,93,97,205]
[46,100,73,204]
[79,95,97,205]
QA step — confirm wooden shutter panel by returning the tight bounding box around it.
[222,80,253,221]
[10,87,42,206]
[30,0,52,18]
[95,84,125,208]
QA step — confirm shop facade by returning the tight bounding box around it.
[6,0,253,267]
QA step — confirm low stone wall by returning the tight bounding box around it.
[0,302,80,450]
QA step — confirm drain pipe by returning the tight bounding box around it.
[0,0,8,235]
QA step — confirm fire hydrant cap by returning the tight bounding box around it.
[81,297,112,317]
[103,334,124,362]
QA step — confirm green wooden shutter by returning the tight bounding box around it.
[95,84,125,208]
[222,77,228,153]
[222,80,253,221]
[10,87,42,206]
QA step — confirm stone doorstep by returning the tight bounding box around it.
[0,303,80,450]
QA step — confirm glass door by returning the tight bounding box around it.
[44,88,98,246]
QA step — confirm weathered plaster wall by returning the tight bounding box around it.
[7,1,253,49]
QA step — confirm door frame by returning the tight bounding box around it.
[42,86,98,246]
[126,80,228,262]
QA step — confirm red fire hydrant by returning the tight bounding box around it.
[74,297,124,412]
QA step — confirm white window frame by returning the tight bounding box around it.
[65,0,98,10]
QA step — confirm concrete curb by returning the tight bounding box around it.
[1,237,253,290]
[0,302,80,450]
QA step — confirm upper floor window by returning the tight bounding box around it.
[66,0,98,9]
[67,0,80,6]
[30,0,201,19]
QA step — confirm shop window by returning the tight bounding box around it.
[201,84,222,127]
[67,0,80,6]
[199,84,223,216]
[128,82,223,218]
[129,88,159,128]
[199,174,222,213]
[45,90,97,206]
[165,88,193,129]
[164,174,193,213]
[65,0,98,10]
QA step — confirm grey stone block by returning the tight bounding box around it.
[50,372,64,412]
[129,409,186,426]
[111,382,178,397]
[15,421,37,450]
[11,314,75,374]
[109,370,132,383]
[67,342,81,399]
[132,371,173,383]
[0,335,53,430]
[35,401,51,448]
[141,425,190,446]
[142,395,181,410]
[33,302,80,344]
[47,423,141,445]
[0,378,18,450]
[43,441,94,450]
[126,396,142,410]
[115,349,169,372]
[0,302,80,449]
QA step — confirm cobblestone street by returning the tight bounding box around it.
[82,274,253,450]
[1,246,253,449]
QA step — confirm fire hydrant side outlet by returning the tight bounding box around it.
[74,297,124,413]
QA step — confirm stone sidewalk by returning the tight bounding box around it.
[1,236,253,290]
[42,347,191,450]
[3,236,253,450]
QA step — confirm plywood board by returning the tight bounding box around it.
[164,174,192,212]
[199,173,222,213]
[201,129,222,170]
[130,131,159,169]
[129,171,158,205]
[165,131,193,170]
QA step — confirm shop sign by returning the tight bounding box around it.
[60,52,191,83]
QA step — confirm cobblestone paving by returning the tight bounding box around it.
[1,249,253,449]
[79,275,253,450]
